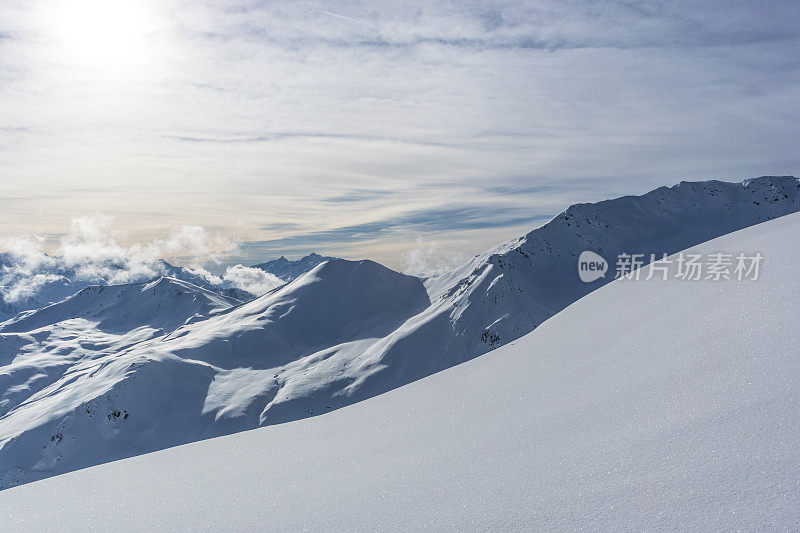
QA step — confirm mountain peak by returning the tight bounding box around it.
[1,277,238,335]
[159,256,429,372]
[252,252,336,282]
[304,257,401,281]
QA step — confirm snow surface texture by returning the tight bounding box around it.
[0,209,797,531]
[0,176,798,489]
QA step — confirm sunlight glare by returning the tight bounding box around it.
[51,0,152,68]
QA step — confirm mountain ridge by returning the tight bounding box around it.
[251,252,335,282]
[2,208,798,530]
[1,276,242,335]
[0,175,798,489]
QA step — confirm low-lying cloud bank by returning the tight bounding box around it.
[183,264,284,299]
[0,215,283,314]
[1,215,484,319]
[401,237,470,277]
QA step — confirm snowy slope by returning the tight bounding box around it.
[1,210,797,531]
[1,277,240,335]
[0,278,244,483]
[0,261,427,487]
[160,259,429,369]
[252,252,334,281]
[422,175,800,351]
[0,176,797,489]
[253,176,800,415]
[0,256,237,321]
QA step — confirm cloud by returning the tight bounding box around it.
[148,225,217,262]
[49,214,235,284]
[220,265,284,296]
[0,0,798,273]
[0,235,50,270]
[401,237,470,277]
[322,189,396,204]
[1,273,64,305]
[252,205,552,251]
[0,214,239,305]
[183,264,283,296]
[0,214,293,309]
[166,132,457,148]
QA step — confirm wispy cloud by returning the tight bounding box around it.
[0,0,798,269]
[247,205,552,256]
[323,189,396,203]
[166,132,458,148]
[401,237,470,277]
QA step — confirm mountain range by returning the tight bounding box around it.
[2,204,798,530]
[252,252,334,281]
[0,252,335,322]
[0,175,798,489]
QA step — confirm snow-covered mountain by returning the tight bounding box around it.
[0,253,83,321]
[2,277,241,335]
[0,277,243,414]
[251,252,334,281]
[0,256,238,322]
[1,209,797,531]
[415,175,800,364]
[161,259,429,370]
[0,250,331,322]
[0,175,798,489]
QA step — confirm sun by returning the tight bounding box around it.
[50,0,152,68]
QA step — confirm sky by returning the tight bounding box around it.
[0,0,798,273]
